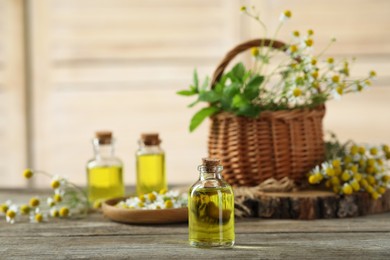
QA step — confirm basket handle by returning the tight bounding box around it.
[210,38,287,88]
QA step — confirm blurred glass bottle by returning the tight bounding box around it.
[136,133,167,195]
[188,158,235,248]
[86,131,124,206]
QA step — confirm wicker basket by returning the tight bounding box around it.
[208,39,326,187]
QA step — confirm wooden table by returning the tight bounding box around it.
[1,189,390,259]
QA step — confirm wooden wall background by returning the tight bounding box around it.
[0,0,389,187]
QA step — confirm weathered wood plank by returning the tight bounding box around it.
[0,232,389,259]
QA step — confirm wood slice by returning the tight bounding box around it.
[237,190,390,220]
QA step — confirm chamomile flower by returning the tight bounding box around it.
[20,204,30,215]
[279,10,292,22]
[30,208,46,223]
[50,207,60,218]
[59,207,70,217]
[50,175,62,189]
[47,197,56,207]
[29,197,40,208]
[53,189,65,203]
[6,205,18,224]
[0,200,12,214]
[23,169,33,179]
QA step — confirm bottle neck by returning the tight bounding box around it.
[138,141,162,153]
[198,165,223,180]
[93,139,115,159]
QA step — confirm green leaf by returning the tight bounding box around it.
[201,76,210,90]
[223,83,240,98]
[231,62,246,80]
[193,70,199,89]
[232,94,249,108]
[176,89,196,96]
[199,90,220,103]
[214,82,224,95]
[221,83,241,110]
[237,105,261,117]
[244,75,264,100]
[187,99,200,108]
[189,107,220,132]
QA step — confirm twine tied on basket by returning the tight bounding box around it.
[233,177,297,217]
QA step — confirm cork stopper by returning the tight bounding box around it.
[95,131,112,144]
[202,158,220,167]
[141,133,161,146]
[202,157,221,172]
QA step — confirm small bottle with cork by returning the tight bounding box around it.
[188,158,235,248]
[86,131,125,206]
[135,133,167,195]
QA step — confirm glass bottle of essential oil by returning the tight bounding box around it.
[188,158,235,248]
[135,133,167,195]
[86,131,125,205]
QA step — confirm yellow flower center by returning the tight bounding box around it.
[341,171,351,182]
[148,193,157,202]
[20,205,30,215]
[336,86,343,95]
[292,30,300,37]
[342,184,353,195]
[292,88,302,97]
[283,10,292,18]
[138,195,146,202]
[29,197,40,207]
[369,147,378,156]
[0,204,9,213]
[54,194,62,203]
[311,58,317,66]
[366,175,376,185]
[251,47,259,56]
[369,70,376,77]
[351,180,360,192]
[358,146,366,155]
[6,210,16,219]
[307,29,314,36]
[59,207,70,217]
[305,39,314,47]
[23,169,33,179]
[332,75,340,83]
[289,45,298,53]
[377,186,386,195]
[51,180,60,189]
[34,213,43,222]
[350,145,359,155]
[327,57,334,64]
[325,168,335,177]
[331,176,340,186]
[332,159,341,168]
[51,210,60,218]
[165,200,174,209]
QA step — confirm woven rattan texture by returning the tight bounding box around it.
[208,107,326,187]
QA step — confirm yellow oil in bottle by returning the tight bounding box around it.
[136,153,167,195]
[87,166,124,204]
[188,186,235,247]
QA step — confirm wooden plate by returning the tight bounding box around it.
[102,197,188,224]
